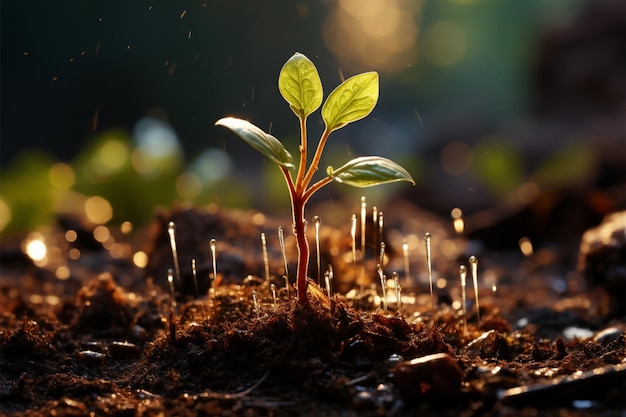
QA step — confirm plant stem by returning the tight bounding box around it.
[303,177,333,203]
[293,196,309,305]
[295,116,308,193]
[281,166,309,305]
[302,128,331,190]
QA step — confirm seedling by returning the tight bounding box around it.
[216,52,414,305]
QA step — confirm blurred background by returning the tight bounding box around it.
[1,0,624,244]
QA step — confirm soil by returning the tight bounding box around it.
[1,201,624,417]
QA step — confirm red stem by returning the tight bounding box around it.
[281,166,309,304]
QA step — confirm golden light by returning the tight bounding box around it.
[84,195,113,224]
[0,197,12,232]
[109,243,130,259]
[451,208,465,234]
[69,248,81,260]
[65,230,78,242]
[93,225,110,243]
[133,251,149,268]
[422,21,467,67]
[23,232,47,265]
[440,239,457,258]
[48,163,76,190]
[323,0,421,73]
[121,221,133,234]
[56,266,71,280]
[97,139,129,173]
[252,213,266,226]
[519,237,533,257]
[436,277,447,289]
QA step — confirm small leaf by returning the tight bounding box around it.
[327,156,414,188]
[215,117,294,168]
[278,53,323,119]
[322,72,378,133]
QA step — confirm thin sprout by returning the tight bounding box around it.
[459,264,468,336]
[313,216,321,284]
[425,232,434,314]
[402,239,410,283]
[393,272,402,317]
[261,233,270,285]
[271,284,278,306]
[210,238,217,298]
[278,226,288,279]
[469,255,480,323]
[191,258,199,299]
[324,270,332,298]
[351,214,357,286]
[167,222,181,287]
[167,268,177,314]
[377,264,387,312]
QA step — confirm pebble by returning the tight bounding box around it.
[392,353,462,399]
[108,341,141,359]
[76,350,106,366]
[593,326,624,345]
[465,330,510,360]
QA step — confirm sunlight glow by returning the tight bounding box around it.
[84,195,113,224]
[323,0,422,73]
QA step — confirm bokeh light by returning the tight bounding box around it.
[48,163,75,190]
[0,197,12,232]
[132,117,182,175]
[84,195,113,224]
[323,0,421,73]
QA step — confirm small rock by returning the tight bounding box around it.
[465,330,510,360]
[392,353,462,399]
[108,341,141,359]
[578,210,626,316]
[76,350,106,366]
[593,326,624,345]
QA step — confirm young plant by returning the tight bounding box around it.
[216,52,414,305]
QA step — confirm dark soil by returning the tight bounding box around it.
[1,202,624,416]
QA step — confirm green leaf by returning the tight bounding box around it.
[322,72,378,133]
[215,117,294,168]
[278,52,323,119]
[327,156,414,188]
